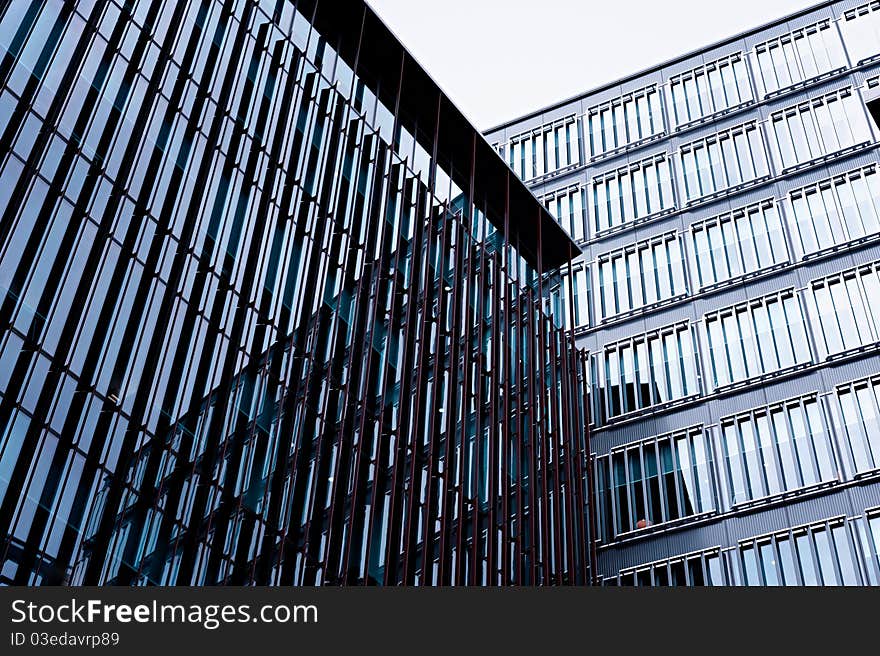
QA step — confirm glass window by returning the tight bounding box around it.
[787,166,880,259]
[588,87,663,157]
[830,376,880,476]
[720,394,836,508]
[542,185,586,243]
[668,54,753,128]
[703,290,809,389]
[617,548,724,586]
[754,22,846,96]
[770,89,870,171]
[740,518,859,586]
[594,322,698,423]
[840,5,880,65]
[807,263,880,359]
[689,200,787,289]
[596,233,685,319]
[680,122,765,202]
[592,155,673,233]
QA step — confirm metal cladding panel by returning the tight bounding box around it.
[707,387,779,418]
[783,489,855,526]
[620,72,666,97]
[822,352,880,384]
[598,522,729,575]
[784,5,841,29]
[724,507,794,542]
[489,0,880,585]
[849,481,880,513]
[648,403,713,435]
[593,403,711,453]
[780,146,880,186]
[854,66,880,85]
[838,0,874,14]
[660,53,713,81]
[764,77,857,111]
[587,214,684,255]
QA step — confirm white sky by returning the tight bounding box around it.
[366,0,814,130]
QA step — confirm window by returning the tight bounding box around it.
[595,427,716,540]
[806,262,880,360]
[667,53,753,127]
[507,115,580,181]
[753,21,847,97]
[787,165,880,258]
[857,510,880,585]
[587,86,664,158]
[739,518,862,586]
[558,266,590,330]
[593,321,699,423]
[595,232,687,320]
[616,548,726,586]
[703,290,811,389]
[719,394,836,507]
[828,375,880,477]
[840,3,880,66]
[768,89,873,171]
[591,154,674,233]
[688,199,788,289]
[541,185,586,242]
[678,121,768,203]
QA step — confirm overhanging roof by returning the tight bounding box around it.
[296,0,580,270]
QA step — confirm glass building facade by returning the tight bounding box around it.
[0,0,590,585]
[487,0,880,586]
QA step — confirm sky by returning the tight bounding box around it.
[366,0,814,130]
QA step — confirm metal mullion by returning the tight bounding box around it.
[841,520,865,585]
[557,317,576,581]
[757,408,784,498]
[508,274,525,584]
[794,397,824,486]
[861,381,880,470]
[622,444,635,533]
[499,174,513,585]
[852,267,880,344]
[427,200,453,586]
[300,102,363,583]
[7,0,189,583]
[547,315,565,583]
[377,189,419,583]
[577,340,592,581]
[605,453,619,539]
[648,437,668,524]
[486,224,503,584]
[523,280,542,583]
[323,179,374,583]
[458,145,479,585]
[802,527,824,585]
[825,520,847,586]
[122,4,276,585]
[632,444,646,529]
[449,217,470,586]
[534,209,557,585]
[849,381,879,470]
[365,169,409,586]
[670,430,690,520]
[468,150,489,586]
[858,515,880,584]
[510,274,525,584]
[337,147,386,585]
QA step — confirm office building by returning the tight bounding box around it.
[487,0,880,585]
[0,0,589,585]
